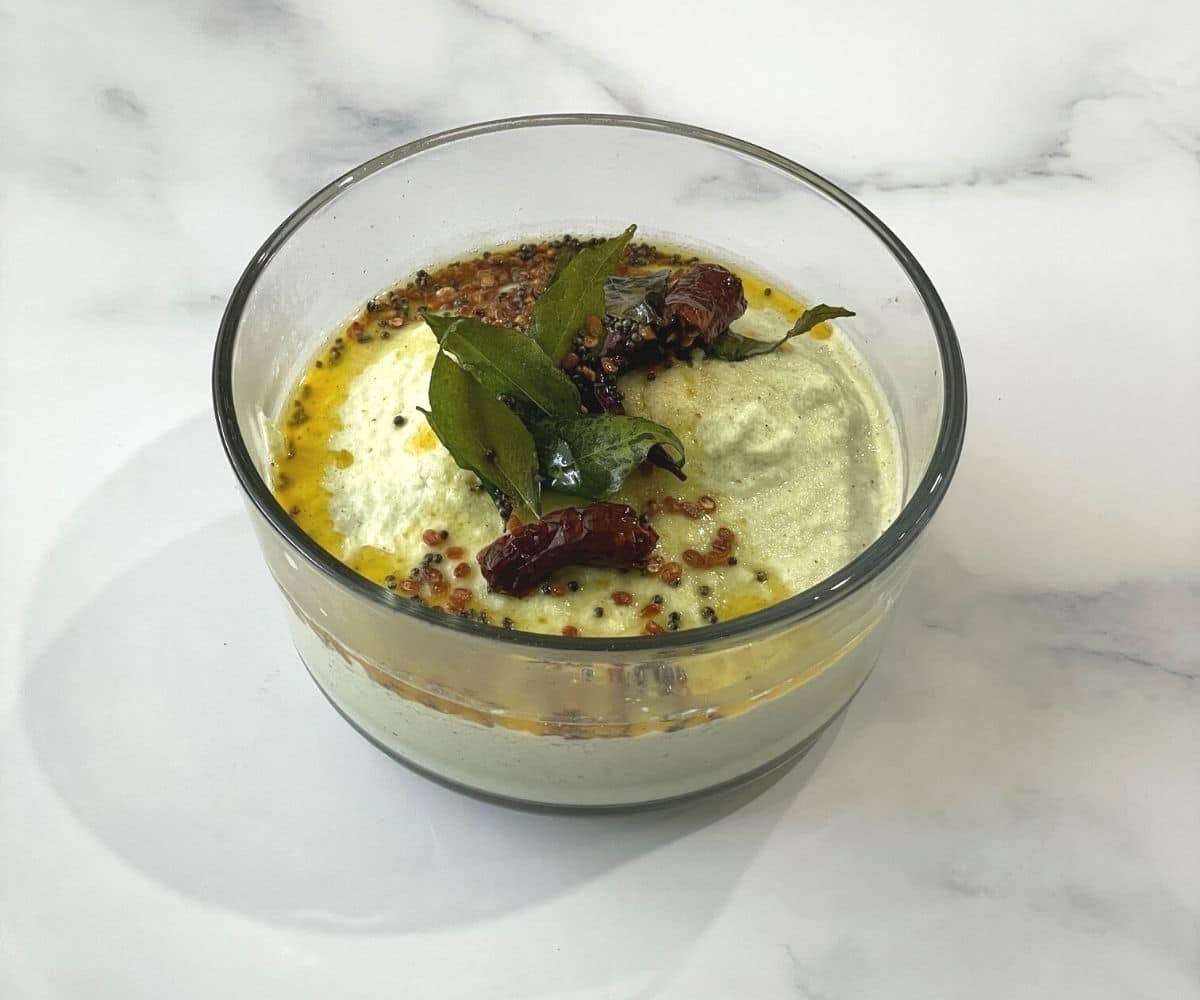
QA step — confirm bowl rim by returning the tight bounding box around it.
[213,113,967,653]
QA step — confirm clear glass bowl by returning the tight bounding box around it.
[213,115,966,810]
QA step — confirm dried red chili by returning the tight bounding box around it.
[477,503,659,597]
[662,263,747,349]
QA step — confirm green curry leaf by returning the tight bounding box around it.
[529,225,636,362]
[709,304,856,361]
[420,349,541,516]
[424,313,581,420]
[604,268,671,324]
[534,414,686,499]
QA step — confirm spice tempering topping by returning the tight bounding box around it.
[279,225,866,628]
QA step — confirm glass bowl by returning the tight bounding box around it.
[213,114,966,810]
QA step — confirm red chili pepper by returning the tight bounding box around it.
[477,503,659,598]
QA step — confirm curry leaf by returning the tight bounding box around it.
[604,268,671,325]
[709,304,856,361]
[550,246,577,282]
[530,225,636,362]
[534,414,686,499]
[424,313,581,420]
[420,350,541,515]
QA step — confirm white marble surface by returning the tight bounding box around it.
[2,0,1198,996]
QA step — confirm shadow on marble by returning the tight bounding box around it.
[18,417,834,934]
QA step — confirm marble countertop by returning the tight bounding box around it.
[2,1,1197,996]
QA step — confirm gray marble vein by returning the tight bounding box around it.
[452,0,648,115]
